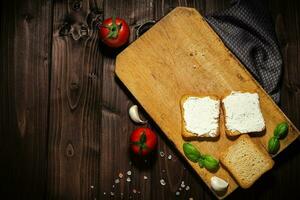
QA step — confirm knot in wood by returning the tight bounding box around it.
[72,1,82,11]
[23,13,34,23]
[59,23,71,36]
[70,81,80,90]
[66,143,75,157]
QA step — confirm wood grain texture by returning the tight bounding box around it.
[0,0,300,200]
[47,1,103,199]
[115,7,299,198]
[0,0,52,198]
[259,0,300,199]
[275,0,300,130]
[0,0,52,199]
[99,1,156,199]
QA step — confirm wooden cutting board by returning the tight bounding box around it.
[115,7,299,198]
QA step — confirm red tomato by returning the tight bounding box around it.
[130,127,157,156]
[99,17,130,48]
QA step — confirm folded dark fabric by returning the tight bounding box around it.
[206,0,282,103]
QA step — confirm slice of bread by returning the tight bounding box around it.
[220,135,274,189]
[180,95,220,138]
[222,91,265,136]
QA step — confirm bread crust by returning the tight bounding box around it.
[180,94,220,139]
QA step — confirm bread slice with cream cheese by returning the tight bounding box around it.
[222,91,265,136]
[180,95,220,138]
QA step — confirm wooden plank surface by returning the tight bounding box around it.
[115,7,299,198]
[47,1,103,199]
[99,1,153,199]
[0,0,300,200]
[0,0,52,199]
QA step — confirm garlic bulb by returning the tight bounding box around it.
[210,176,228,192]
[128,105,147,124]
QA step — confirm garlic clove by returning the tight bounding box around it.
[129,105,147,124]
[210,176,228,192]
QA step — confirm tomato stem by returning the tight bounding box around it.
[131,131,148,155]
[105,15,121,39]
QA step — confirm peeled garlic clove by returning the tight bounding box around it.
[210,176,228,192]
[129,105,147,124]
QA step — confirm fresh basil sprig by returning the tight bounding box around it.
[268,136,280,154]
[183,143,219,171]
[274,122,289,139]
[200,155,219,171]
[183,143,201,162]
[268,122,289,154]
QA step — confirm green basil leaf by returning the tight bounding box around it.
[202,155,219,171]
[198,157,205,168]
[183,143,201,163]
[268,136,280,154]
[274,122,289,139]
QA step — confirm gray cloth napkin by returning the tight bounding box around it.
[206,0,282,103]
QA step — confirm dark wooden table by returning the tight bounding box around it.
[1,0,300,199]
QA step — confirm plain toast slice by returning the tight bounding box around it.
[220,135,274,189]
